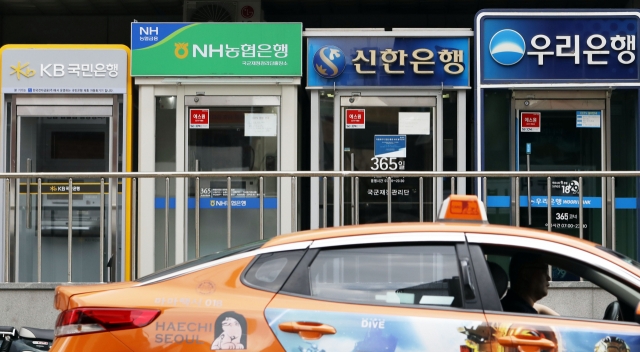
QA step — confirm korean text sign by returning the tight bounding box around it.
[190,109,209,129]
[131,22,302,76]
[1,47,128,94]
[520,112,540,132]
[477,11,640,84]
[307,37,470,87]
[345,109,365,129]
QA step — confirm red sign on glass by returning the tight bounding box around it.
[521,112,541,132]
[345,109,365,129]
[190,109,209,129]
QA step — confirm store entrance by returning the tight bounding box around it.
[342,96,436,224]
[185,96,279,259]
[10,95,117,282]
[513,92,608,255]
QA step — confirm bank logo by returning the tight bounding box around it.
[174,43,188,59]
[9,61,36,80]
[313,45,346,79]
[489,29,526,66]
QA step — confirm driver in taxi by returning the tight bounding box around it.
[501,252,559,316]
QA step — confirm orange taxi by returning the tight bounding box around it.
[52,195,640,351]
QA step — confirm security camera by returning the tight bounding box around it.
[349,97,355,103]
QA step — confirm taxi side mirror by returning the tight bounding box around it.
[636,301,640,324]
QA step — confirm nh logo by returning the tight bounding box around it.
[139,27,158,35]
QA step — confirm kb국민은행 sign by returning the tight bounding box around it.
[1,46,128,94]
[131,22,302,76]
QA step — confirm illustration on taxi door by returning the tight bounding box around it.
[594,336,630,352]
[460,323,559,352]
[459,323,637,352]
[265,308,487,352]
[210,311,247,350]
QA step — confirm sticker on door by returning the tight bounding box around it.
[576,111,601,128]
[521,112,541,132]
[346,109,365,129]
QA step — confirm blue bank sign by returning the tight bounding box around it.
[476,10,640,86]
[307,37,470,88]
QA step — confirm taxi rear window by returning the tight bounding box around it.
[242,250,306,292]
[597,245,640,270]
[136,240,267,283]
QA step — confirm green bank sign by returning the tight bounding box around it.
[131,23,302,76]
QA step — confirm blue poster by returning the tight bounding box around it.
[374,135,406,158]
[576,111,601,128]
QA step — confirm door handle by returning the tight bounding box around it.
[497,335,556,350]
[278,321,336,340]
[26,158,32,229]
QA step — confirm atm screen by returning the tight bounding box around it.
[51,132,105,159]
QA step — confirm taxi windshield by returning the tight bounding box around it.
[597,245,640,270]
[136,240,268,283]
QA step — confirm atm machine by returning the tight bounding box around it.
[132,22,302,276]
[0,45,131,282]
[305,29,473,228]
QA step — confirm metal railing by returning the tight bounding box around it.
[1,170,639,283]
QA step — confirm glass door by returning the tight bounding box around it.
[341,96,436,224]
[515,98,606,267]
[186,96,279,259]
[14,114,111,282]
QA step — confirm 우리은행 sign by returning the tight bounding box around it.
[477,10,640,85]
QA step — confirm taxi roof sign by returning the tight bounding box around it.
[437,195,488,223]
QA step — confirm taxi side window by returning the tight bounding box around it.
[242,250,305,292]
[480,245,640,322]
[308,245,463,308]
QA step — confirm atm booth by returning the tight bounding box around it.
[132,22,302,276]
[305,29,473,228]
[0,45,131,282]
[476,10,640,262]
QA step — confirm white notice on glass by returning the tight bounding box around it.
[398,112,430,135]
[245,113,278,136]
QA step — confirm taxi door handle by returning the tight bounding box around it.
[497,335,556,349]
[278,321,337,340]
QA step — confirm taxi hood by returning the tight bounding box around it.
[54,281,135,311]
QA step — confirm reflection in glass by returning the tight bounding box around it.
[518,110,601,244]
[343,105,434,224]
[17,116,109,282]
[187,106,279,259]
[310,245,461,307]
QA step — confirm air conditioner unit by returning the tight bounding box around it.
[183,0,262,22]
